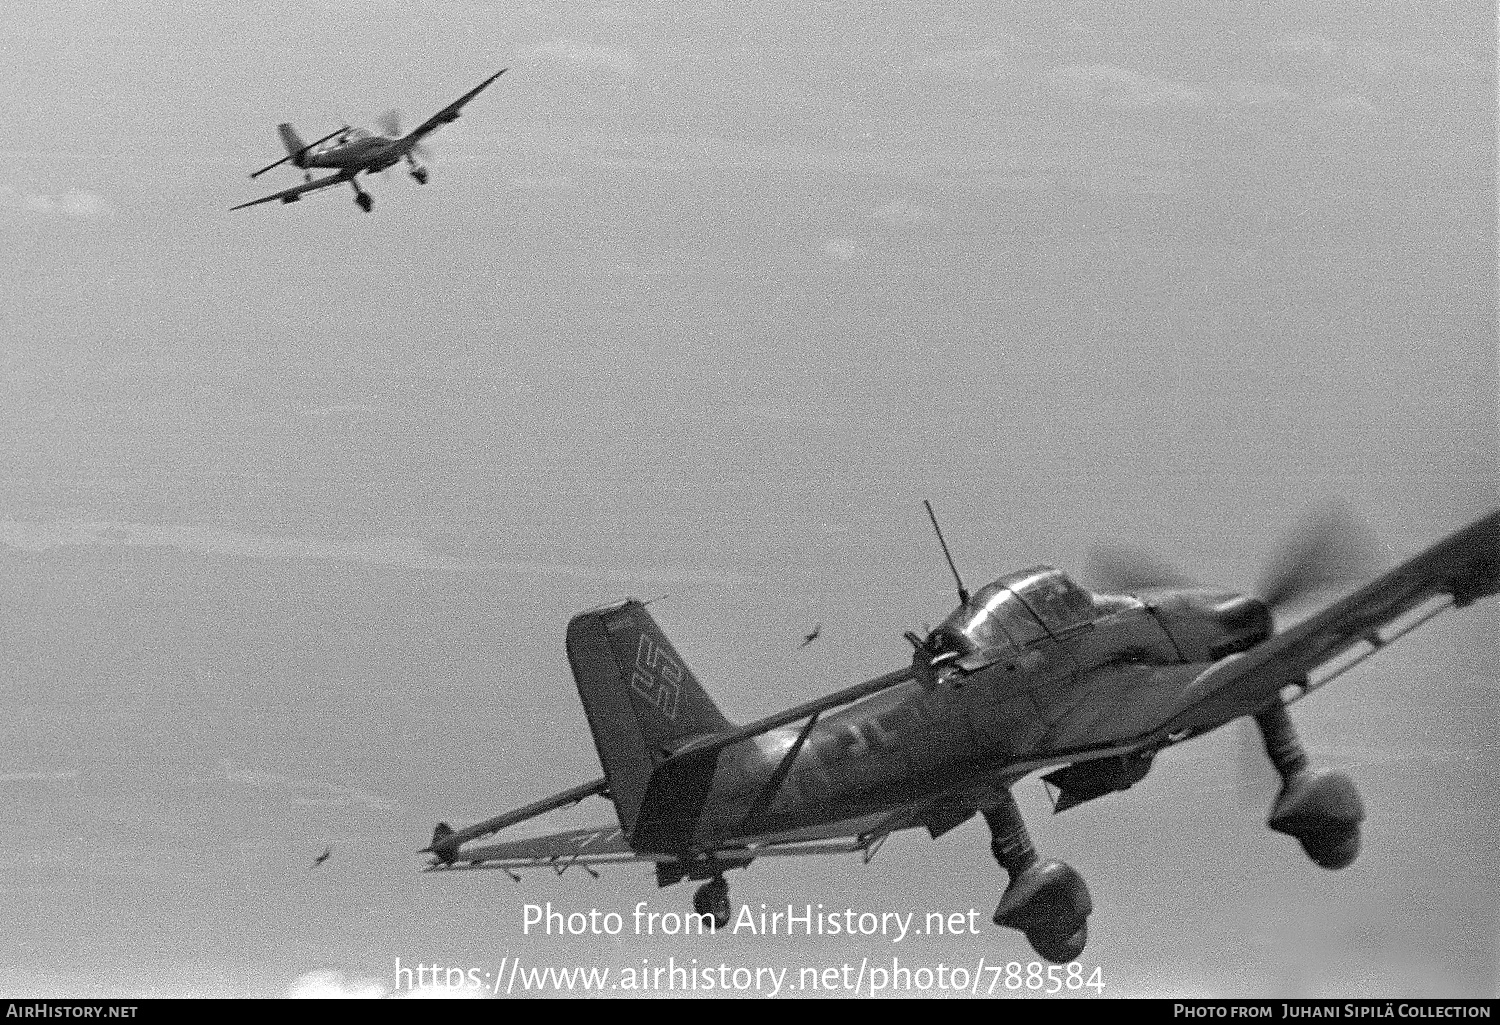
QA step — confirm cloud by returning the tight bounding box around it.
[1047,64,1208,111]
[1274,32,1343,60]
[1320,93,1379,117]
[286,970,486,999]
[821,238,863,262]
[870,198,935,227]
[528,39,637,78]
[509,173,579,193]
[1219,80,1301,107]
[286,971,390,999]
[918,45,1025,84]
[0,187,111,219]
[1266,31,1466,96]
[0,770,80,784]
[219,759,395,812]
[0,518,760,587]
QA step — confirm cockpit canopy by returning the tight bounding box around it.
[321,128,370,149]
[930,566,1097,662]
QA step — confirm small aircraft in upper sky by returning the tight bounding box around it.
[232,69,507,213]
[800,623,822,649]
[312,846,332,868]
[422,505,1498,964]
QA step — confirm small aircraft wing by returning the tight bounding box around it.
[1163,510,1499,736]
[402,68,508,148]
[231,172,350,211]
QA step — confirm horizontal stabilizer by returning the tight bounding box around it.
[425,778,607,864]
[248,125,351,178]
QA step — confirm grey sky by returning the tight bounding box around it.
[1,0,1495,998]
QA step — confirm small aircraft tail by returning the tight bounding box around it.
[566,601,733,849]
[277,124,310,167]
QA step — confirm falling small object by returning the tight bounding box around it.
[800,623,821,649]
[313,846,332,868]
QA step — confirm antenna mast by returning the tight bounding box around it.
[923,499,969,605]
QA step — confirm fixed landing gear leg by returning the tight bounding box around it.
[348,178,374,212]
[1256,701,1363,869]
[983,790,1092,964]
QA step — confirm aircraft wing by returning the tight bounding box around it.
[1163,509,1499,736]
[402,68,508,147]
[230,172,349,211]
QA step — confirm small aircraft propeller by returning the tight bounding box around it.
[376,109,433,174]
[1088,505,1378,618]
[1083,547,1197,593]
[1252,506,1377,610]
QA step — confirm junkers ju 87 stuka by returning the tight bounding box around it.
[423,504,1498,963]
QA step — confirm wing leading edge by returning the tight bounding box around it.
[402,68,508,150]
[231,171,350,211]
[1164,509,1499,735]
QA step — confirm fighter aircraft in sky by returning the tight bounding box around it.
[231,69,506,213]
[422,505,1498,964]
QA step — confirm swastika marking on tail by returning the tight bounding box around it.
[631,634,683,721]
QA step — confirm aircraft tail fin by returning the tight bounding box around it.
[565,601,733,850]
[277,124,310,166]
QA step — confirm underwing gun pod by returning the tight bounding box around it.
[423,508,1499,963]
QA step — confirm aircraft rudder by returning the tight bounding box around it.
[277,123,309,165]
[565,600,732,843]
[594,600,732,743]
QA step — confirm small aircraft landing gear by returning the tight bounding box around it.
[692,875,733,930]
[406,154,429,185]
[983,791,1092,964]
[1256,701,1363,868]
[354,191,374,213]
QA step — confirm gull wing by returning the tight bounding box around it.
[231,172,350,211]
[402,69,508,148]
[1163,510,1499,735]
